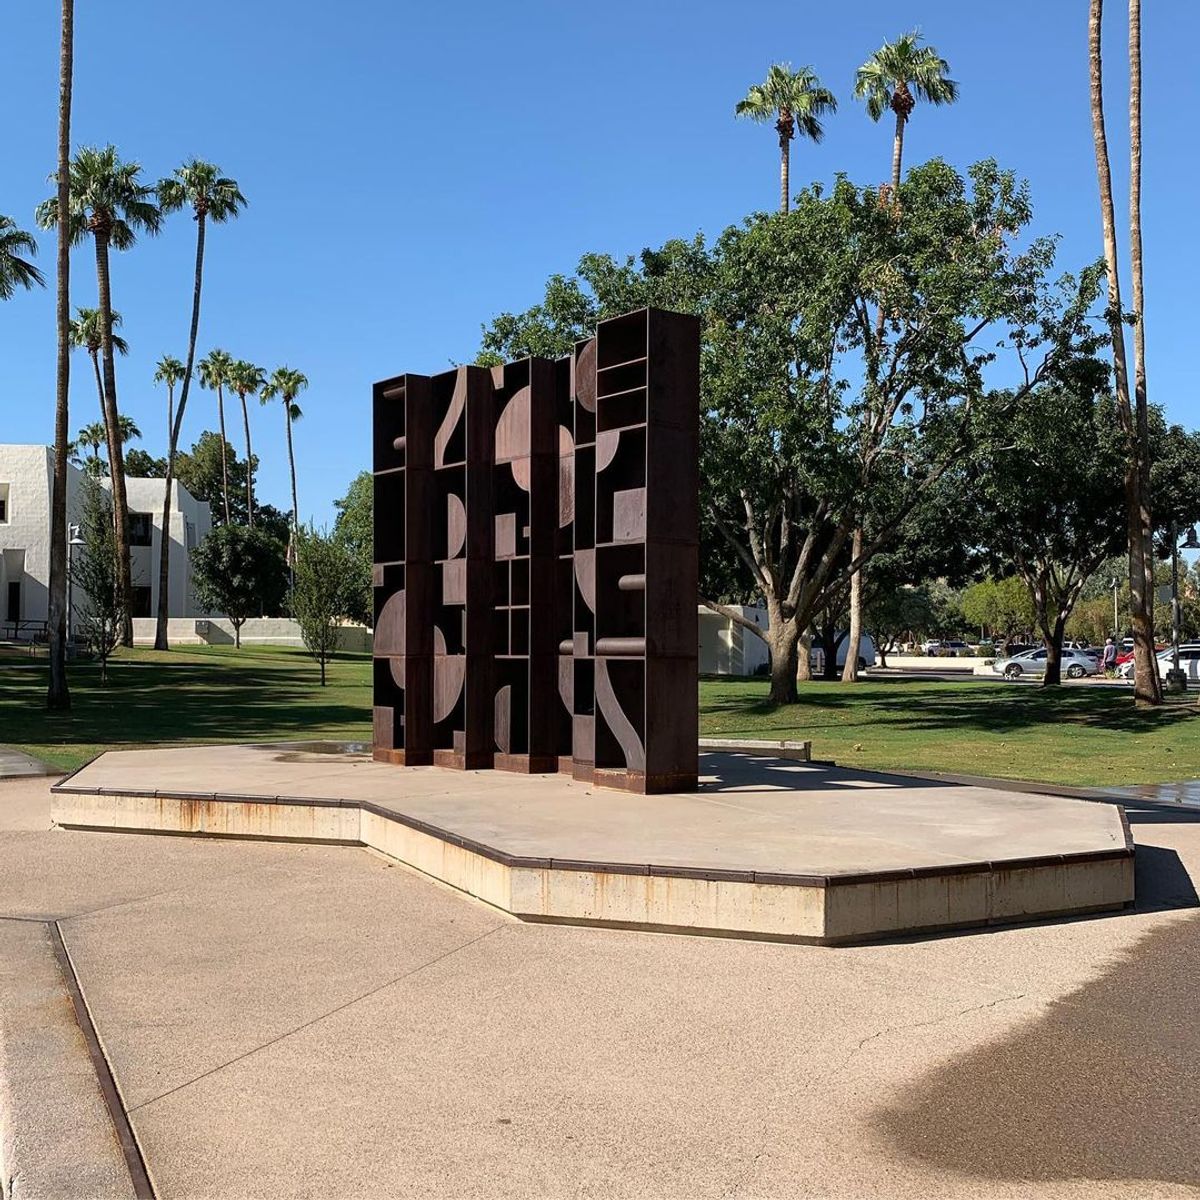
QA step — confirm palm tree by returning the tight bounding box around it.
[72,416,140,476]
[70,307,129,421]
[198,348,234,523]
[47,0,74,711]
[261,367,308,532]
[227,360,265,526]
[74,421,108,474]
[154,163,245,650]
[37,145,162,647]
[152,352,187,648]
[735,63,837,214]
[154,355,186,448]
[1088,0,1159,704]
[854,31,958,196]
[0,216,45,299]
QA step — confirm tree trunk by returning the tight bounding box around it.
[842,529,865,682]
[891,111,905,194]
[1128,0,1159,700]
[156,212,207,651]
[89,352,105,420]
[796,631,812,682]
[217,387,231,524]
[286,407,299,531]
[766,619,799,704]
[1041,615,1066,687]
[234,620,241,650]
[46,0,73,712]
[1088,0,1160,706]
[241,394,255,528]
[779,128,790,215]
[94,230,134,647]
[820,613,841,681]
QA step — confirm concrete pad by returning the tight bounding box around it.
[54,743,1134,943]
[1,779,1197,1197]
[0,919,135,1199]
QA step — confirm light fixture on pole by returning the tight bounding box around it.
[1165,520,1195,693]
[67,523,84,642]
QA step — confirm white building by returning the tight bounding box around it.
[0,445,211,637]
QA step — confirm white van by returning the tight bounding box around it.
[809,633,877,674]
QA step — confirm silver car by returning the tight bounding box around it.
[993,647,1100,680]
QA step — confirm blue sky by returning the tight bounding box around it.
[2,0,1197,528]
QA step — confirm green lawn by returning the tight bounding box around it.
[3,646,1198,786]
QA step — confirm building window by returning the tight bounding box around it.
[129,512,153,547]
[6,581,19,621]
[131,586,152,618]
[185,519,197,550]
[0,483,9,523]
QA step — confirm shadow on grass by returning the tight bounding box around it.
[701,678,1200,740]
[1,650,371,753]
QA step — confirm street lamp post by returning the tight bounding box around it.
[1165,522,1200,693]
[67,523,84,646]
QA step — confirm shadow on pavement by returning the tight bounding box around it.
[875,846,1200,1187]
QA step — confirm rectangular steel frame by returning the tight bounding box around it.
[373,307,699,794]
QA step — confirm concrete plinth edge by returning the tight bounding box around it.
[49,786,1134,946]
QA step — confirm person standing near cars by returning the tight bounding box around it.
[1102,637,1118,672]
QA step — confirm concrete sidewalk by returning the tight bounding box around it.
[2,774,1198,1198]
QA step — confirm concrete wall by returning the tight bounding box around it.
[0,445,212,635]
[0,445,82,626]
[108,475,212,619]
[132,617,372,651]
[698,605,770,676]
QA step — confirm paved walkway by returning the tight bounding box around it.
[2,774,1198,1198]
[0,745,53,779]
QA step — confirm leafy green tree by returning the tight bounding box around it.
[968,377,1126,683]
[735,63,836,214]
[70,475,124,682]
[191,524,285,649]
[962,577,1036,654]
[37,145,162,647]
[292,527,356,685]
[69,306,128,424]
[479,160,1103,703]
[863,585,935,665]
[332,470,373,627]
[225,360,265,526]
[0,215,45,299]
[124,448,167,477]
[260,367,308,529]
[855,31,958,196]
[197,349,235,523]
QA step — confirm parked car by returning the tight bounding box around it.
[1119,644,1200,681]
[992,648,1101,680]
[921,639,972,657]
[810,633,877,673]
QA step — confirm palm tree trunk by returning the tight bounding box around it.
[156,211,207,650]
[891,112,905,194]
[286,406,299,532]
[841,529,864,682]
[241,394,255,527]
[1088,0,1160,705]
[779,130,790,215]
[46,0,73,711]
[89,352,105,421]
[217,385,231,524]
[94,229,134,647]
[1128,0,1157,691]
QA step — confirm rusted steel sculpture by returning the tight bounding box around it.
[373,307,699,793]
